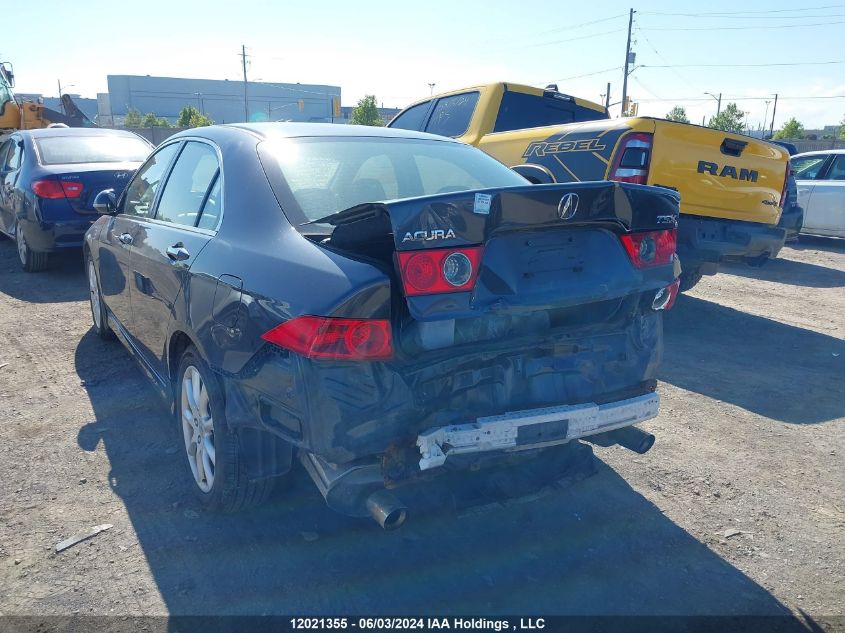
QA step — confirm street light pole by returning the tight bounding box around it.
[763,100,771,134]
[704,92,721,117]
[428,83,436,96]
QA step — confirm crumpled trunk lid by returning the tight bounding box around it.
[324,181,679,325]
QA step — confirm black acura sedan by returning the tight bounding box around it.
[0,128,152,271]
[85,123,680,528]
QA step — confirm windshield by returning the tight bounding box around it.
[35,135,151,165]
[260,136,527,224]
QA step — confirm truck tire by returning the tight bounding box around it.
[175,346,276,512]
[16,223,49,272]
[678,269,704,293]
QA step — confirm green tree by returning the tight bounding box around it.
[665,106,690,124]
[141,112,171,128]
[123,107,143,127]
[839,115,845,139]
[176,105,213,128]
[707,103,746,133]
[349,95,383,126]
[773,117,805,140]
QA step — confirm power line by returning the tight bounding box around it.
[541,66,623,84]
[481,13,627,46]
[633,95,845,103]
[641,4,845,16]
[641,11,845,19]
[638,60,845,69]
[641,19,845,31]
[514,27,627,50]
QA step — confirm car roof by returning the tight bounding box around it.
[21,127,146,140]
[792,149,845,158]
[212,122,463,143]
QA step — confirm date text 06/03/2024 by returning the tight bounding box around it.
[290,618,547,630]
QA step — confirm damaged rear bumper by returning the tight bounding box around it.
[677,214,786,270]
[416,392,659,471]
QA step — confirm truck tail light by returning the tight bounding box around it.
[780,162,791,208]
[609,132,653,185]
[397,246,484,296]
[261,316,393,361]
[31,179,83,199]
[620,229,676,268]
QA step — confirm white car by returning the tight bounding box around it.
[791,149,845,238]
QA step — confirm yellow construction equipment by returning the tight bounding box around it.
[1,61,96,142]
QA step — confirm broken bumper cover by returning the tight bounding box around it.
[416,392,659,471]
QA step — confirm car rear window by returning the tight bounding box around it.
[35,135,151,165]
[493,91,608,133]
[260,136,527,225]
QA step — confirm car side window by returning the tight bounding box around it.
[791,155,828,180]
[196,175,222,230]
[389,101,432,131]
[424,92,480,138]
[5,138,22,170]
[824,155,845,181]
[122,142,180,218]
[155,142,220,228]
[0,140,10,170]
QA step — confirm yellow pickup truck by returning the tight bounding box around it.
[388,82,790,290]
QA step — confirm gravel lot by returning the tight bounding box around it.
[0,235,842,626]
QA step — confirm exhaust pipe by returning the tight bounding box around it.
[366,490,407,530]
[299,451,408,529]
[608,426,655,454]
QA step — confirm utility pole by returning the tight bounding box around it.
[57,79,64,115]
[240,45,249,122]
[763,100,771,134]
[620,8,634,117]
[605,82,611,109]
[716,93,721,116]
[769,93,778,139]
[428,83,436,96]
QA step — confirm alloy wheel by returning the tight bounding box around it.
[180,365,216,492]
[88,260,102,329]
[16,226,26,266]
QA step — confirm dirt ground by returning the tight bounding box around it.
[0,235,842,626]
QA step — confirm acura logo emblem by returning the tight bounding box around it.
[558,193,579,220]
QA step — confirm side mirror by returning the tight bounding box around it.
[93,189,117,215]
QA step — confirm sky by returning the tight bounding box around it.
[4,0,845,130]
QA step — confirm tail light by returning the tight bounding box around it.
[652,279,680,311]
[261,316,393,361]
[620,229,676,268]
[31,179,83,199]
[397,246,483,296]
[780,162,791,208]
[609,132,653,185]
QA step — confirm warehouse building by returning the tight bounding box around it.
[100,75,341,125]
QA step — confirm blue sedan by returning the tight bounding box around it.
[0,127,151,271]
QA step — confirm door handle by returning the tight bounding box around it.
[166,243,190,262]
[118,232,133,245]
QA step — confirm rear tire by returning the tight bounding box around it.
[678,268,704,293]
[87,255,113,340]
[175,346,275,512]
[15,223,49,272]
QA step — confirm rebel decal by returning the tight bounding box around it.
[523,137,607,158]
